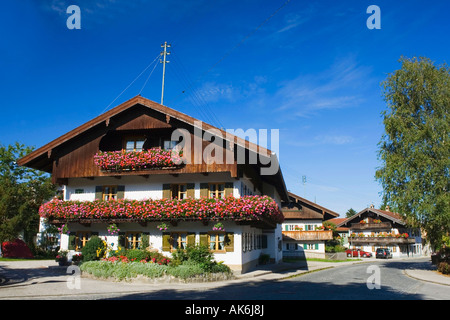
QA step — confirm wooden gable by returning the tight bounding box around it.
[17,95,289,201]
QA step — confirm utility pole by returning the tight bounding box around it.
[302,175,307,198]
[160,41,171,105]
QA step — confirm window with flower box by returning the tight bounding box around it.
[209,183,225,199]
[95,185,125,200]
[102,185,117,200]
[124,136,146,152]
[162,183,195,199]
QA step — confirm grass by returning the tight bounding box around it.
[0,257,54,261]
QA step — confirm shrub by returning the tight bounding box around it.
[258,254,270,265]
[171,244,231,273]
[108,248,170,265]
[438,262,450,275]
[81,236,106,262]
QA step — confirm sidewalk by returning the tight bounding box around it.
[403,267,450,286]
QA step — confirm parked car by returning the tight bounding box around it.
[345,249,372,258]
[376,248,392,259]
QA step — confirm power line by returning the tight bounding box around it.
[100,53,160,114]
[169,50,225,128]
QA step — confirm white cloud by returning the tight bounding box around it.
[273,57,372,118]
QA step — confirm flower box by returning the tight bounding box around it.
[39,196,284,225]
[93,148,183,172]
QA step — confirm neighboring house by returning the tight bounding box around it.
[327,217,349,248]
[281,192,339,259]
[336,205,423,258]
[18,95,289,273]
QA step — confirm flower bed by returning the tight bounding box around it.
[93,148,183,171]
[39,196,284,224]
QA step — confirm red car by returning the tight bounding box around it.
[345,249,372,258]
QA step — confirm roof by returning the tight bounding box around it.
[327,218,349,231]
[282,192,339,221]
[336,207,406,228]
[17,95,289,201]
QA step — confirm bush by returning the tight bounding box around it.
[109,248,170,264]
[81,236,106,262]
[438,262,450,275]
[171,245,230,273]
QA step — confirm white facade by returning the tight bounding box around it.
[52,172,283,273]
[281,219,328,259]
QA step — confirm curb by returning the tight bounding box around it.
[403,269,450,287]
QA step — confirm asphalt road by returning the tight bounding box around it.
[1,258,449,301]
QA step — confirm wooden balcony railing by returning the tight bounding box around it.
[350,222,392,230]
[282,230,333,241]
[349,236,415,245]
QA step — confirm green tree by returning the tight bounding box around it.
[0,142,56,247]
[345,208,357,218]
[375,56,450,250]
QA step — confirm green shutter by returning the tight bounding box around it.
[224,182,234,197]
[187,232,196,246]
[224,232,234,252]
[162,232,171,251]
[200,183,209,198]
[315,243,319,250]
[162,184,171,199]
[117,185,125,199]
[95,186,103,200]
[187,183,195,198]
[303,244,307,250]
[199,232,209,246]
[68,232,76,250]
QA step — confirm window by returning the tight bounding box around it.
[209,183,225,199]
[102,186,117,200]
[75,189,84,194]
[172,232,188,250]
[125,232,142,249]
[172,184,187,200]
[163,139,179,150]
[209,232,225,252]
[124,137,146,152]
[76,232,91,250]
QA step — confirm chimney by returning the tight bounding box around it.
[369,204,374,208]
[385,205,390,212]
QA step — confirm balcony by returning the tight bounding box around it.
[349,236,415,245]
[282,230,333,241]
[350,222,392,231]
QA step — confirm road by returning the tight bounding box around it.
[1,257,449,301]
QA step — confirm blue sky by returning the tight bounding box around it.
[1,0,449,215]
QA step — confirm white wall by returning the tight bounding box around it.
[66,173,253,201]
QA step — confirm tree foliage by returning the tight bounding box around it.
[0,142,56,246]
[345,208,357,218]
[376,57,450,249]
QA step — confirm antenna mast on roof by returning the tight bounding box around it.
[160,41,171,105]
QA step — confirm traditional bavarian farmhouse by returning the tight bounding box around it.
[336,205,423,258]
[18,95,288,273]
[281,192,339,259]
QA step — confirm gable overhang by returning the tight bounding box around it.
[282,192,339,221]
[336,207,406,228]
[17,95,289,202]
